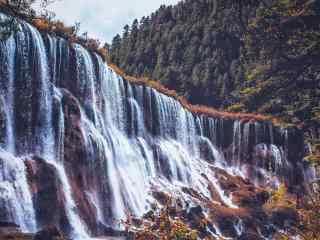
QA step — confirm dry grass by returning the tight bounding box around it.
[109,64,278,123]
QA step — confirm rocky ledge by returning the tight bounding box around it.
[122,168,299,240]
[0,224,66,240]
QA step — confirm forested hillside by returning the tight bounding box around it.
[109,0,320,134]
[110,0,257,107]
[0,1,319,239]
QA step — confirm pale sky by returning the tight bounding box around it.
[38,0,181,43]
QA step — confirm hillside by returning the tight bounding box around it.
[0,1,319,239]
[110,0,255,107]
[109,0,320,136]
[0,9,310,240]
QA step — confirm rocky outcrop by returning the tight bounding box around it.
[149,167,298,240]
[33,226,66,240]
[60,88,106,235]
[25,157,69,234]
[0,222,21,235]
[0,224,66,240]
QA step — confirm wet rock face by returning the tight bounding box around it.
[42,86,113,236]
[238,232,264,240]
[209,171,299,239]
[271,207,299,229]
[232,189,269,208]
[212,167,270,208]
[60,88,104,235]
[147,164,299,240]
[210,206,241,238]
[0,103,7,146]
[186,206,214,238]
[0,222,21,236]
[25,157,70,234]
[0,225,66,240]
[25,150,100,236]
[33,226,66,240]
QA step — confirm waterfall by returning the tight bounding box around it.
[54,88,65,162]
[0,20,89,237]
[47,160,90,239]
[0,13,310,239]
[0,149,37,232]
[0,35,15,153]
[23,23,54,159]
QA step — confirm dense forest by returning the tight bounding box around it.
[0,0,320,239]
[109,0,320,133]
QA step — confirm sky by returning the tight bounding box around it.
[38,0,181,44]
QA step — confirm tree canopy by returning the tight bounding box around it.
[109,0,320,130]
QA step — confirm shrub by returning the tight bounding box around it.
[240,87,262,96]
[226,103,246,112]
[31,18,50,32]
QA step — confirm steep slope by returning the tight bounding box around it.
[110,0,257,107]
[109,0,320,138]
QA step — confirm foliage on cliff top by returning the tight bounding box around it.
[240,0,320,128]
[109,0,320,131]
[0,0,110,61]
[1,0,280,125]
[109,0,257,108]
[109,63,277,123]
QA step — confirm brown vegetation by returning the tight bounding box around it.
[0,0,283,125]
[0,3,109,61]
[109,63,278,123]
[0,0,281,125]
[30,18,108,59]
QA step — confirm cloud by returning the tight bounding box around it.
[40,0,180,43]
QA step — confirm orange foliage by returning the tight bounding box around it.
[31,18,76,38]
[29,17,106,59]
[85,38,100,52]
[51,20,75,37]
[31,18,50,32]
[97,47,109,62]
[109,64,278,123]
[27,13,279,125]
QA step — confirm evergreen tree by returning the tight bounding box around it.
[109,0,319,129]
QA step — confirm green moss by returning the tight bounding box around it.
[245,71,255,82]
[311,107,320,121]
[273,119,296,129]
[226,103,246,112]
[240,87,262,96]
[304,155,320,166]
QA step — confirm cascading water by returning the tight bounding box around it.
[0,149,37,232]
[0,17,89,237]
[0,34,15,153]
[0,13,311,239]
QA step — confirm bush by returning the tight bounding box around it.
[226,103,246,112]
[240,87,262,96]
